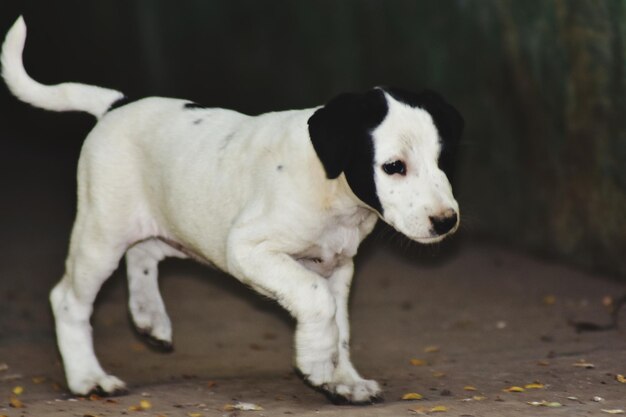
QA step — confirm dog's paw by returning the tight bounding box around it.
[130,305,173,351]
[135,326,174,353]
[324,378,383,405]
[297,358,335,387]
[69,374,128,397]
[296,367,383,405]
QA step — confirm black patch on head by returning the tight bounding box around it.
[107,96,133,113]
[184,102,210,110]
[384,88,464,181]
[308,89,388,214]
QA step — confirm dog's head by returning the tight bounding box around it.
[308,87,463,244]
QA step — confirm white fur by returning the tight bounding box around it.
[2,17,458,403]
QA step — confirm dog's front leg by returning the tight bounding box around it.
[326,261,382,404]
[227,234,339,392]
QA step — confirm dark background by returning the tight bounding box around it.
[1,0,625,288]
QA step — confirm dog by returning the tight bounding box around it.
[2,16,463,404]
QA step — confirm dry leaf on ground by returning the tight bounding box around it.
[223,401,264,411]
[527,400,562,407]
[410,359,427,366]
[409,405,448,414]
[573,360,595,369]
[402,393,424,400]
[9,397,24,408]
[503,386,525,393]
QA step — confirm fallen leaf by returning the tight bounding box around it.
[602,410,625,415]
[524,383,545,389]
[410,359,427,366]
[223,402,264,411]
[32,376,46,384]
[528,400,562,407]
[88,394,101,401]
[432,371,446,378]
[139,400,152,410]
[0,373,22,381]
[408,407,428,415]
[503,386,525,393]
[9,397,24,408]
[402,393,424,400]
[537,360,550,367]
[12,386,23,395]
[187,413,203,417]
[616,374,626,384]
[424,346,440,353]
[461,395,486,402]
[430,405,448,412]
[463,386,477,391]
[543,295,556,305]
[573,360,595,369]
[130,343,147,352]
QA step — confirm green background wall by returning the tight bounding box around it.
[2,0,625,278]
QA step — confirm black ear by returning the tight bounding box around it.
[308,90,388,179]
[384,88,464,180]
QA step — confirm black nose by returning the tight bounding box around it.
[430,211,458,236]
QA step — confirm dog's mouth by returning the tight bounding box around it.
[412,235,447,245]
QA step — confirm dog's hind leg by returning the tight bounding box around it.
[50,217,130,396]
[125,239,185,351]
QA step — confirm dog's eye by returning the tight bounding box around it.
[382,160,406,176]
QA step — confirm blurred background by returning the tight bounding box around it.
[0,0,625,287]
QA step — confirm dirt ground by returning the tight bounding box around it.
[0,145,625,417]
[1,232,626,417]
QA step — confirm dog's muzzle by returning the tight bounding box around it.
[429,209,459,236]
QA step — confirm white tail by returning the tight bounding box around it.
[1,16,125,119]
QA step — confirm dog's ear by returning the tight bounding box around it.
[385,88,464,180]
[307,90,388,179]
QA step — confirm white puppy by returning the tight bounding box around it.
[2,17,463,404]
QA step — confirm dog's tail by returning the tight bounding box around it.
[1,16,125,119]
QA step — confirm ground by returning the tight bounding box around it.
[1,232,625,417]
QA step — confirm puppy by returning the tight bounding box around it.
[2,17,463,404]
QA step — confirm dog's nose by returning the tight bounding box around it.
[429,210,458,236]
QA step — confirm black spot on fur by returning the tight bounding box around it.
[308,89,388,214]
[385,88,464,181]
[184,102,210,110]
[193,118,203,125]
[107,96,133,113]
